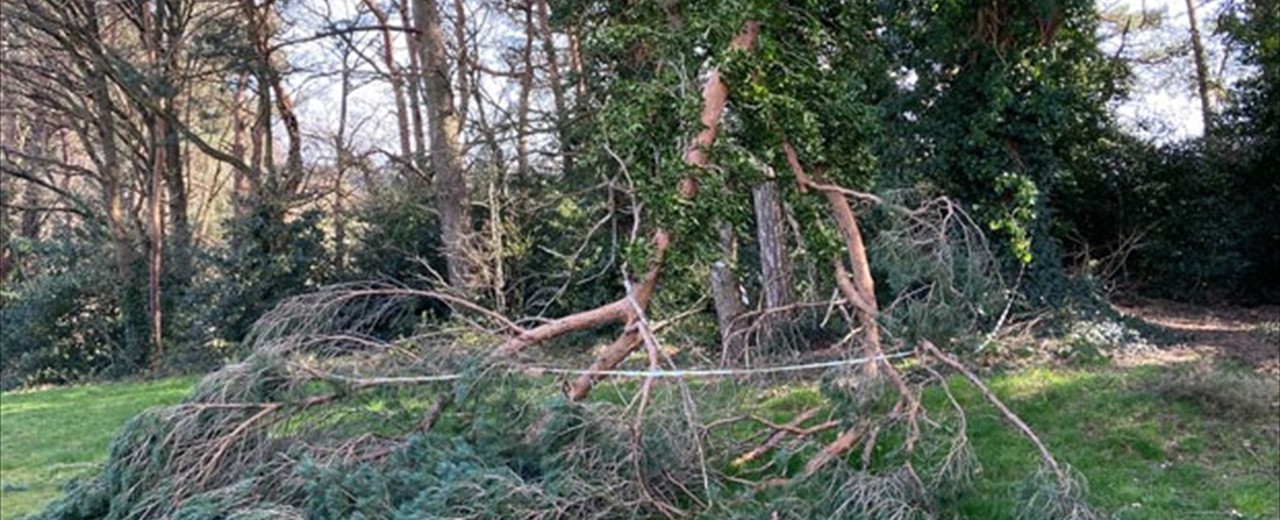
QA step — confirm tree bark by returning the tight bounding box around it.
[564,22,760,399]
[144,0,166,362]
[783,142,881,369]
[86,0,147,363]
[683,23,760,354]
[160,0,191,292]
[230,73,253,221]
[19,123,48,241]
[753,179,794,338]
[533,0,571,171]
[754,181,793,310]
[398,0,428,164]
[1184,0,1214,132]
[452,0,470,130]
[711,258,746,357]
[517,2,534,176]
[413,0,474,291]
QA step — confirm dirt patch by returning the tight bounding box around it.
[1113,298,1280,374]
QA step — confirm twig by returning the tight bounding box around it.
[732,407,823,467]
[922,340,1068,485]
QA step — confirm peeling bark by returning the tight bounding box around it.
[689,23,760,355]
[680,21,760,198]
[783,141,881,360]
[492,22,761,400]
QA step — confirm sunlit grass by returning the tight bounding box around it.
[936,365,1279,519]
[0,377,196,520]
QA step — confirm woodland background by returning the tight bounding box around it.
[1,0,1274,388]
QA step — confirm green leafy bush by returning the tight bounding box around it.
[197,208,334,354]
[0,238,133,389]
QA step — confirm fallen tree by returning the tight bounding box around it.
[32,13,1105,520]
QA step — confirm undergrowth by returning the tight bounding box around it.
[1154,361,1280,421]
[10,359,1278,518]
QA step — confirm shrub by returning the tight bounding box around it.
[0,238,131,389]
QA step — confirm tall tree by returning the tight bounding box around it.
[413,0,474,291]
[1186,0,1216,130]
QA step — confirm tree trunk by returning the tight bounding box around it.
[143,0,170,364]
[452,0,470,130]
[19,123,48,242]
[753,179,794,339]
[87,1,147,366]
[533,0,571,172]
[230,73,253,221]
[681,23,760,355]
[517,3,534,176]
[148,118,165,364]
[413,0,474,291]
[334,45,354,278]
[713,224,747,359]
[1184,0,1214,132]
[398,0,428,164]
[711,259,746,359]
[754,181,793,310]
[160,0,192,319]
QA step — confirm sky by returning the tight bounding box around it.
[1105,0,1243,140]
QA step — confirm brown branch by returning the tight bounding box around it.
[922,340,1068,485]
[499,228,670,356]
[804,420,866,475]
[515,21,758,400]
[732,407,826,467]
[563,231,668,400]
[782,140,881,358]
[679,21,760,198]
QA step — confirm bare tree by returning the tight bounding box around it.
[412,0,474,292]
[361,0,414,161]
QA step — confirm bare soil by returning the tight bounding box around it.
[1113,298,1280,374]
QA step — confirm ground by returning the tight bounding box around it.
[0,378,197,520]
[1113,298,1280,374]
[0,301,1276,519]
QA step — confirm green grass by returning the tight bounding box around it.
[935,366,1280,519]
[0,377,196,520]
[0,364,1275,519]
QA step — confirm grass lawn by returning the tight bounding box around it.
[0,377,196,520]
[941,365,1280,519]
[0,363,1275,519]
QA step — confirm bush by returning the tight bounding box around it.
[347,181,446,286]
[0,238,132,389]
[1053,134,1279,303]
[196,208,335,354]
